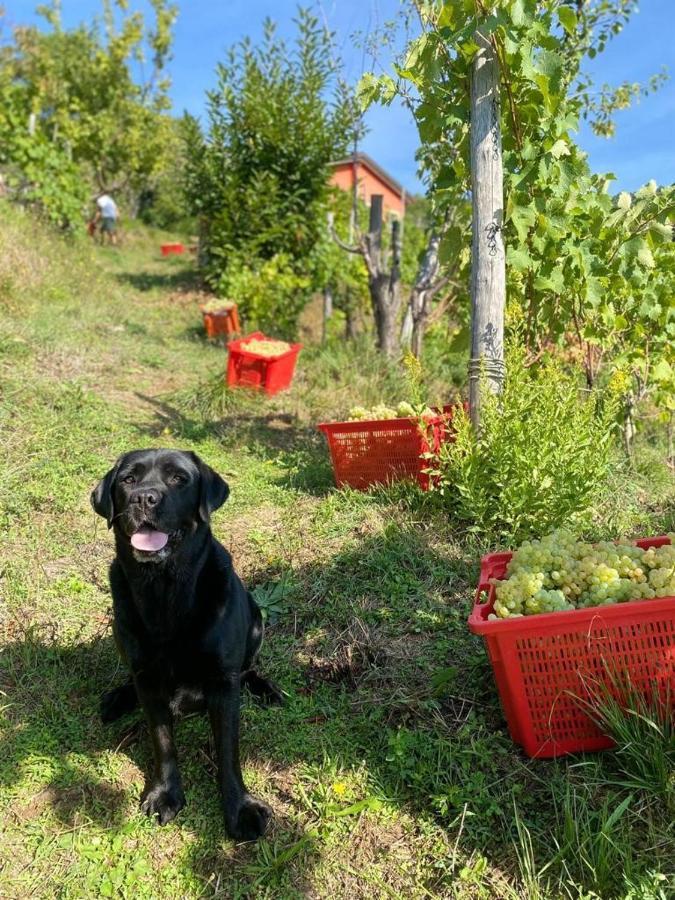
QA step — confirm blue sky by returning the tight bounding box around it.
[5,1,674,193]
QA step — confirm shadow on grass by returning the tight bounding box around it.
[3,525,655,896]
[0,525,544,896]
[0,626,323,895]
[115,267,202,295]
[131,391,335,497]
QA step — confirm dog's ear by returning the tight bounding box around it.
[91,456,123,528]
[190,452,229,522]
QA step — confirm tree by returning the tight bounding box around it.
[182,9,356,335]
[0,0,177,225]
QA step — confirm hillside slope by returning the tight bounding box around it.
[0,205,672,900]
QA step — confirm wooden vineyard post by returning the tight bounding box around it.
[469,28,505,430]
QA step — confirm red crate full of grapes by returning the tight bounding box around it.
[468,535,675,758]
[226,332,302,395]
[318,406,457,492]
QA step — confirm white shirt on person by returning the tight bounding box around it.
[96,194,118,218]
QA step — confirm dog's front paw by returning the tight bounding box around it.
[226,794,272,842]
[140,779,185,825]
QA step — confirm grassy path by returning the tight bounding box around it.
[1,210,672,899]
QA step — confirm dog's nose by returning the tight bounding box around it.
[130,488,160,508]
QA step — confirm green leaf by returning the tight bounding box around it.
[404,33,428,71]
[652,359,673,383]
[510,0,526,26]
[536,49,564,79]
[534,267,564,293]
[509,202,537,243]
[550,139,570,159]
[585,277,603,306]
[507,247,533,271]
[637,244,656,268]
[333,797,383,817]
[558,6,578,37]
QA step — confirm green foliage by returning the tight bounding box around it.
[318,189,370,324]
[182,9,355,335]
[137,118,194,231]
[0,0,177,225]
[216,251,311,338]
[581,677,675,811]
[0,89,86,227]
[364,1,674,413]
[434,345,620,543]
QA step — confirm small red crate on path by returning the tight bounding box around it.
[468,536,675,758]
[226,332,302,395]
[160,243,185,256]
[318,406,456,492]
[201,304,240,340]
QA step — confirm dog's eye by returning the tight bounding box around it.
[170,473,186,485]
[122,475,135,485]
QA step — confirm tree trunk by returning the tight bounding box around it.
[378,302,400,356]
[409,232,443,359]
[328,194,403,357]
[322,288,333,343]
[410,291,428,358]
[345,306,358,339]
[400,303,413,348]
[366,197,401,358]
[468,29,505,430]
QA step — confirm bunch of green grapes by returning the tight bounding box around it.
[201,298,235,313]
[489,529,675,619]
[347,400,435,422]
[240,338,291,357]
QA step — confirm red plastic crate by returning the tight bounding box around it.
[226,332,302,395]
[201,304,240,339]
[160,243,185,256]
[318,406,456,491]
[468,536,675,758]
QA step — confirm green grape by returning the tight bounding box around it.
[347,399,438,422]
[396,401,416,418]
[490,529,674,619]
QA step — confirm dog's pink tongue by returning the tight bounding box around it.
[130,526,169,552]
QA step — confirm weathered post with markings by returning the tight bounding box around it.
[469,28,505,429]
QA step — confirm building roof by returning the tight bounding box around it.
[329,151,405,199]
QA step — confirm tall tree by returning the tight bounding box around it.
[0,0,177,224]
[184,12,354,275]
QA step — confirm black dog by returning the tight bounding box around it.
[91,448,282,841]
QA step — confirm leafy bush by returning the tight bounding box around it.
[182,10,355,335]
[435,346,620,544]
[0,1,176,227]
[216,252,311,338]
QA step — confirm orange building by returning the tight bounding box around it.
[329,152,406,218]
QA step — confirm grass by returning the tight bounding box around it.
[0,201,673,898]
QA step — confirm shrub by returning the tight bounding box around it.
[182,10,355,337]
[435,346,620,544]
[216,252,311,338]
